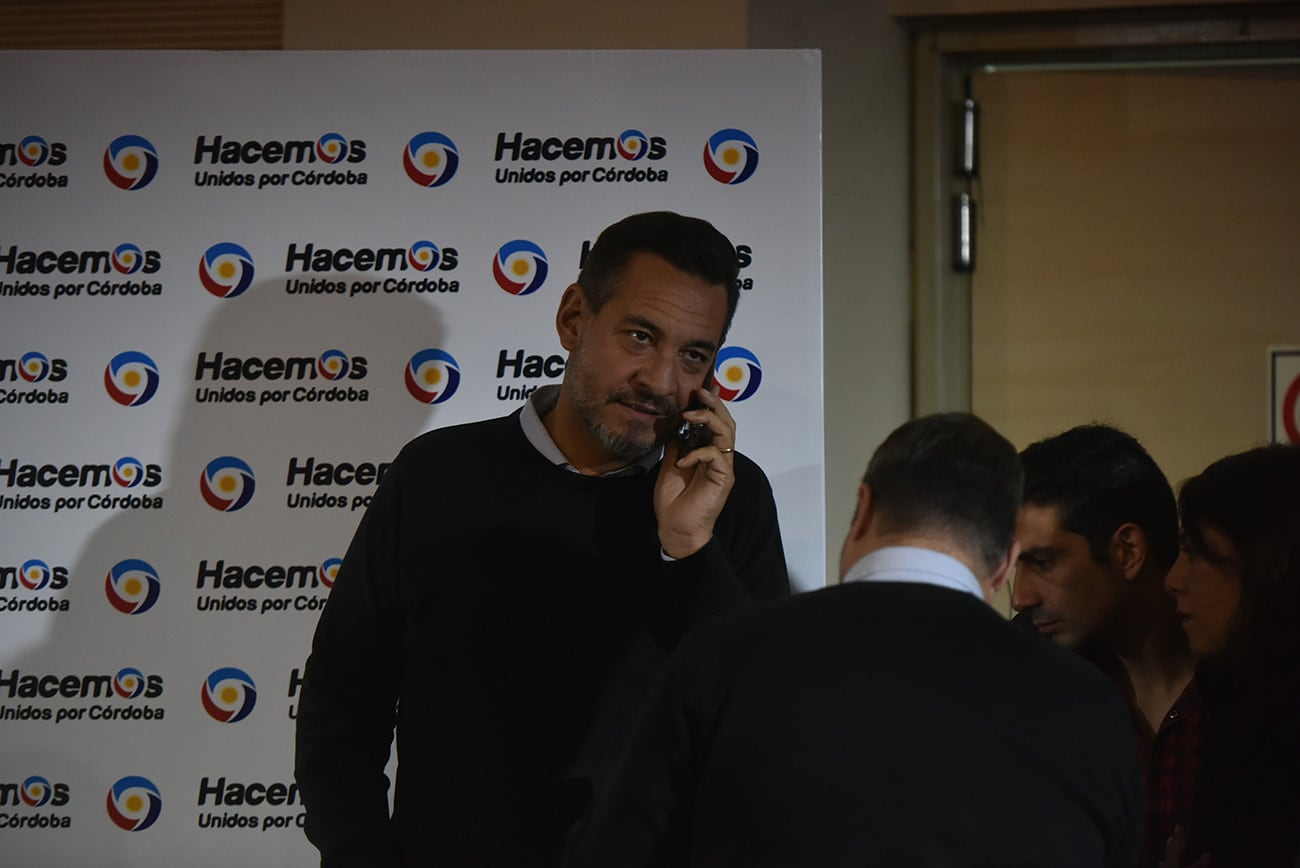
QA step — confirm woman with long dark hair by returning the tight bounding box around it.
[1164,443,1300,867]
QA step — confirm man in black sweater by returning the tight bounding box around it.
[294,212,790,866]
[567,413,1142,867]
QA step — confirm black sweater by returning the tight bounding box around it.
[295,410,789,866]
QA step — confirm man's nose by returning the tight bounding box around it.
[634,348,676,395]
[1010,568,1041,612]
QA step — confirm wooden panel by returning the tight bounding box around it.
[0,1,281,49]
[971,66,1300,487]
[284,0,747,49]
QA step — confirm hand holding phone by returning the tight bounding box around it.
[655,386,738,559]
[675,394,713,452]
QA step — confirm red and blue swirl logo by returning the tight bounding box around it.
[404,131,459,187]
[104,351,160,407]
[405,349,460,404]
[408,240,441,272]
[21,776,53,807]
[492,240,548,296]
[103,135,159,191]
[20,559,51,591]
[713,346,763,402]
[106,775,162,832]
[105,558,161,615]
[319,557,342,589]
[19,352,50,383]
[201,667,257,723]
[200,456,256,512]
[113,457,145,488]
[316,132,349,164]
[114,667,147,699]
[317,349,350,381]
[19,136,51,167]
[112,243,144,275]
[617,129,649,161]
[703,128,759,185]
[199,242,255,299]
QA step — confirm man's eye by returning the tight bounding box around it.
[683,351,707,365]
[629,331,651,343]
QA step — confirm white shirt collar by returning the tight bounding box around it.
[841,545,985,601]
[518,384,661,476]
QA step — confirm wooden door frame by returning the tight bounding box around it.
[897,1,1300,415]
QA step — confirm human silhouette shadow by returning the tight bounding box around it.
[2,273,445,867]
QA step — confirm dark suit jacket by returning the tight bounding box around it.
[567,581,1143,868]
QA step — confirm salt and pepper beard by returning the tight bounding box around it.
[562,339,679,463]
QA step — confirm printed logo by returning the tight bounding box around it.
[200,667,257,723]
[19,136,51,167]
[111,243,144,275]
[112,457,145,489]
[114,667,148,699]
[106,775,162,831]
[18,352,51,383]
[105,559,161,615]
[103,135,159,191]
[200,457,256,512]
[492,240,548,296]
[407,240,442,272]
[2,353,69,406]
[405,349,460,404]
[703,128,759,185]
[104,351,160,407]
[713,346,763,402]
[0,136,69,189]
[316,349,350,381]
[315,133,349,164]
[319,557,342,589]
[199,243,255,299]
[403,132,459,187]
[19,558,53,591]
[0,244,161,279]
[0,458,162,506]
[617,129,649,161]
[21,775,53,807]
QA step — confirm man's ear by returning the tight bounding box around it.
[847,483,874,544]
[555,283,589,352]
[1108,522,1148,582]
[986,539,1021,598]
[838,482,876,582]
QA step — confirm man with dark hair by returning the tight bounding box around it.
[1012,424,1198,868]
[567,413,1142,868]
[295,211,789,867]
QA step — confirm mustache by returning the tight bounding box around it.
[605,388,678,417]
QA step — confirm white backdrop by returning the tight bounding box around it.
[0,50,823,865]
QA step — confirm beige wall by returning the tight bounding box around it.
[972,66,1300,487]
[284,0,915,581]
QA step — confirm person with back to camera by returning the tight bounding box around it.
[293,211,790,867]
[566,413,1143,868]
[1162,443,1300,867]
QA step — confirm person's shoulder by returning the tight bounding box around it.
[731,448,766,476]
[675,582,869,659]
[728,448,775,496]
[394,411,522,463]
[998,624,1132,724]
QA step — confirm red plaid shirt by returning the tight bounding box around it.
[1089,650,1204,868]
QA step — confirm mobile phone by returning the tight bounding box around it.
[675,394,712,451]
